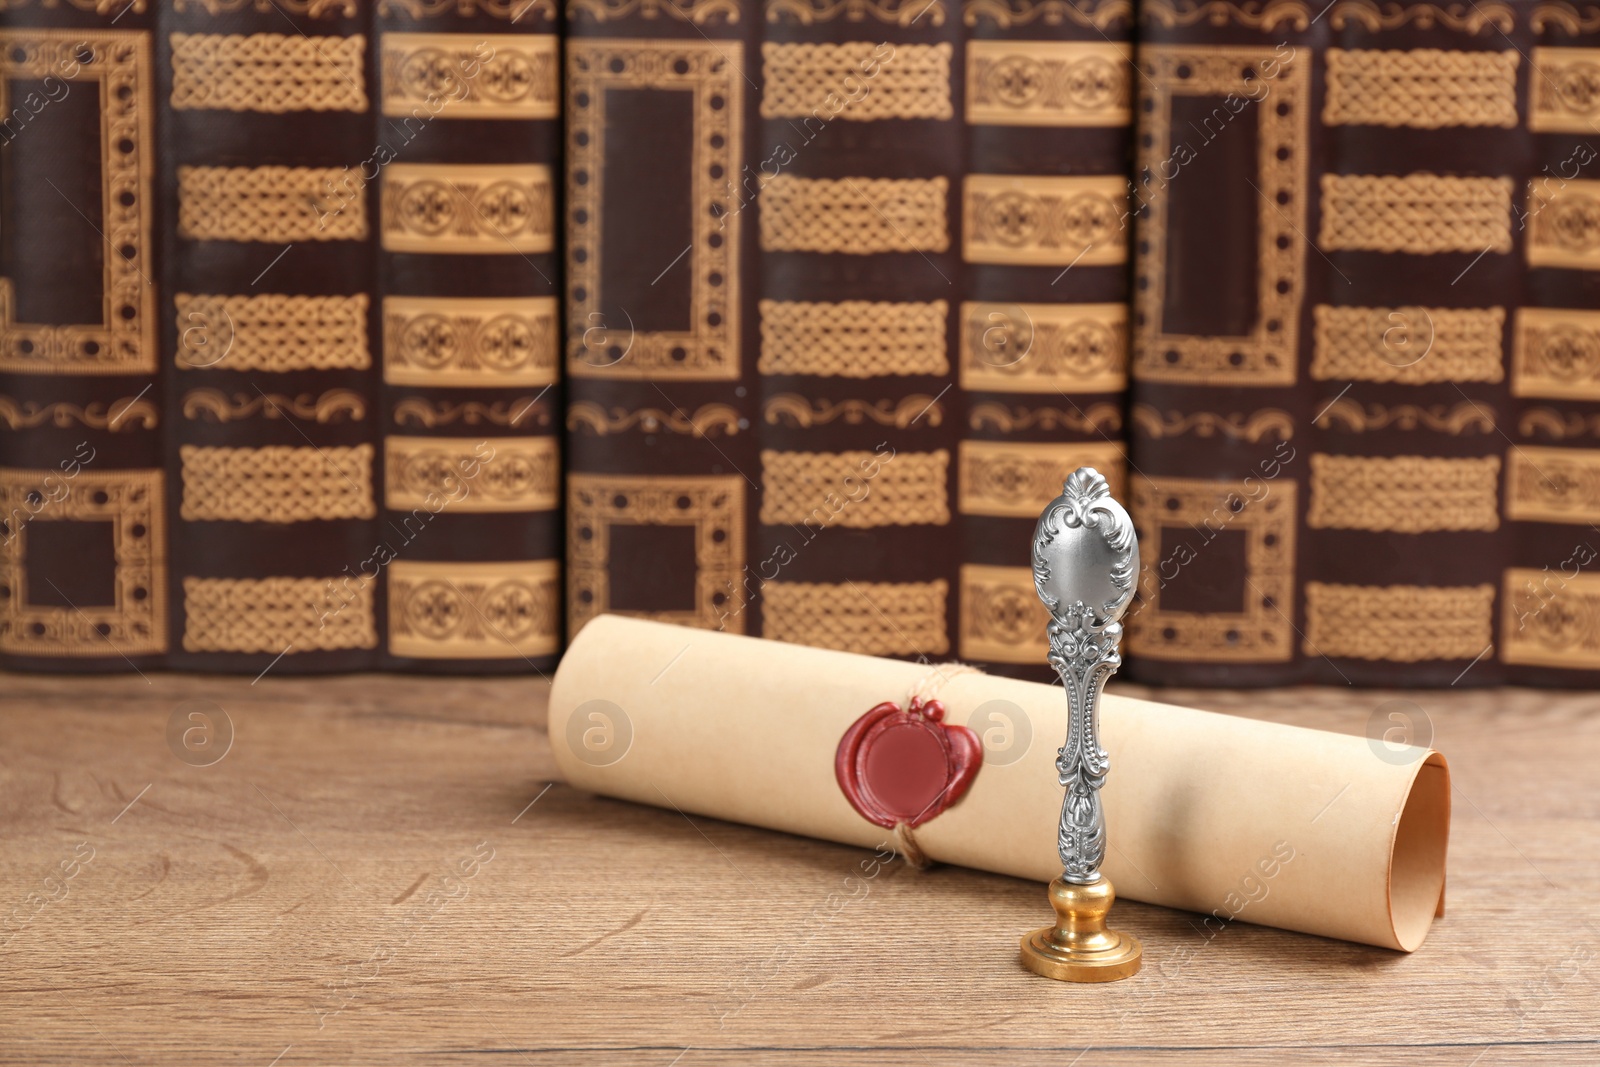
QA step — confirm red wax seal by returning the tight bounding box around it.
[835,698,982,829]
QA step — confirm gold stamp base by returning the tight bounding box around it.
[1020,875,1142,983]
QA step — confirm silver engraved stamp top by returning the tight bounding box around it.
[1032,467,1139,885]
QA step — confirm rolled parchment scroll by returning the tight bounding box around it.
[550,614,1450,952]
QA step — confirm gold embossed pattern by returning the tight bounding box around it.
[760,450,949,527]
[1528,179,1600,269]
[1323,48,1518,128]
[567,41,741,380]
[170,33,367,113]
[385,436,558,513]
[1514,308,1600,399]
[759,301,947,377]
[1311,305,1504,383]
[382,33,557,119]
[1319,173,1513,253]
[389,560,559,659]
[1304,583,1494,662]
[1505,446,1600,523]
[958,564,1049,663]
[963,175,1124,266]
[1531,47,1600,132]
[1128,477,1297,663]
[761,42,951,120]
[182,577,376,653]
[180,445,375,523]
[958,441,1124,517]
[0,32,154,375]
[0,468,166,656]
[175,294,370,372]
[1307,454,1501,532]
[1134,47,1307,386]
[179,166,366,242]
[762,176,949,253]
[763,580,948,656]
[383,296,557,386]
[967,40,1130,127]
[960,302,1125,393]
[382,163,553,254]
[1502,569,1600,668]
[568,474,746,635]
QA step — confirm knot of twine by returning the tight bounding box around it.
[887,661,983,871]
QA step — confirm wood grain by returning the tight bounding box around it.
[0,672,1595,1065]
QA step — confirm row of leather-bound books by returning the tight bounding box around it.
[4,0,1600,685]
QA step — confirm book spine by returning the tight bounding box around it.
[957,0,1136,682]
[373,0,563,673]
[1504,11,1600,684]
[160,0,381,673]
[750,0,965,664]
[0,2,167,672]
[562,0,762,645]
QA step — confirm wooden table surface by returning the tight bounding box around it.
[1,671,1596,1065]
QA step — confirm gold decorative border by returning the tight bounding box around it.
[383,296,557,387]
[760,449,949,527]
[963,174,1123,266]
[1131,405,1293,441]
[1502,568,1600,669]
[763,580,948,656]
[170,32,367,113]
[569,0,734,22]
[1320,173,1513,254]
[1134,46,1308,387]
[181,388,365,423]
[1528,179,1600,269]
[567,40,740,381]
[568,473,745,635]
[569,401,738,437]
[389,559,559,659]
[1308,454,1501,532]
[179,165,366,242]
[1323,48,1518,129]
[966,41,1130,128]
[176,0,356,15]
[398,397,551,429]
[381,33,558,120]
[759,300,947,377]
[182,577,375,653]
[175,294,370,372]
[958,564,1048,664]
[969,401,1121,434]
[1128,476,1296,663]
[0,31,154,375]
[1311,305,1504,383]
[180,445,375,523]
[1514,308,1600,400]
[1531,47,1600,132]
[770,0,947,24]
[0,395,158,431]
[385,435,558,513]
[762,42,951,121]
[763,176,949,254]
[1314,399,1491,435]
[958,440,1124,518]
[764,395,941,429]
[0,467,166,657]
[1304,582,1493,662]
[1139,0,1521,33]
[1505,445,1600,524]
[382,163,553,254]
[959,302,1125,394]
[964,0,1130,28]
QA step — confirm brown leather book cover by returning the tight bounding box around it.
[0,0,562,675]
[1124,0,1600,686]
[564,0,1134,683]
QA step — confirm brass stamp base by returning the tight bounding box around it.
[1020,876,1142,983]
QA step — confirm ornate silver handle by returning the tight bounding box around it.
[1032,468,1138,885]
